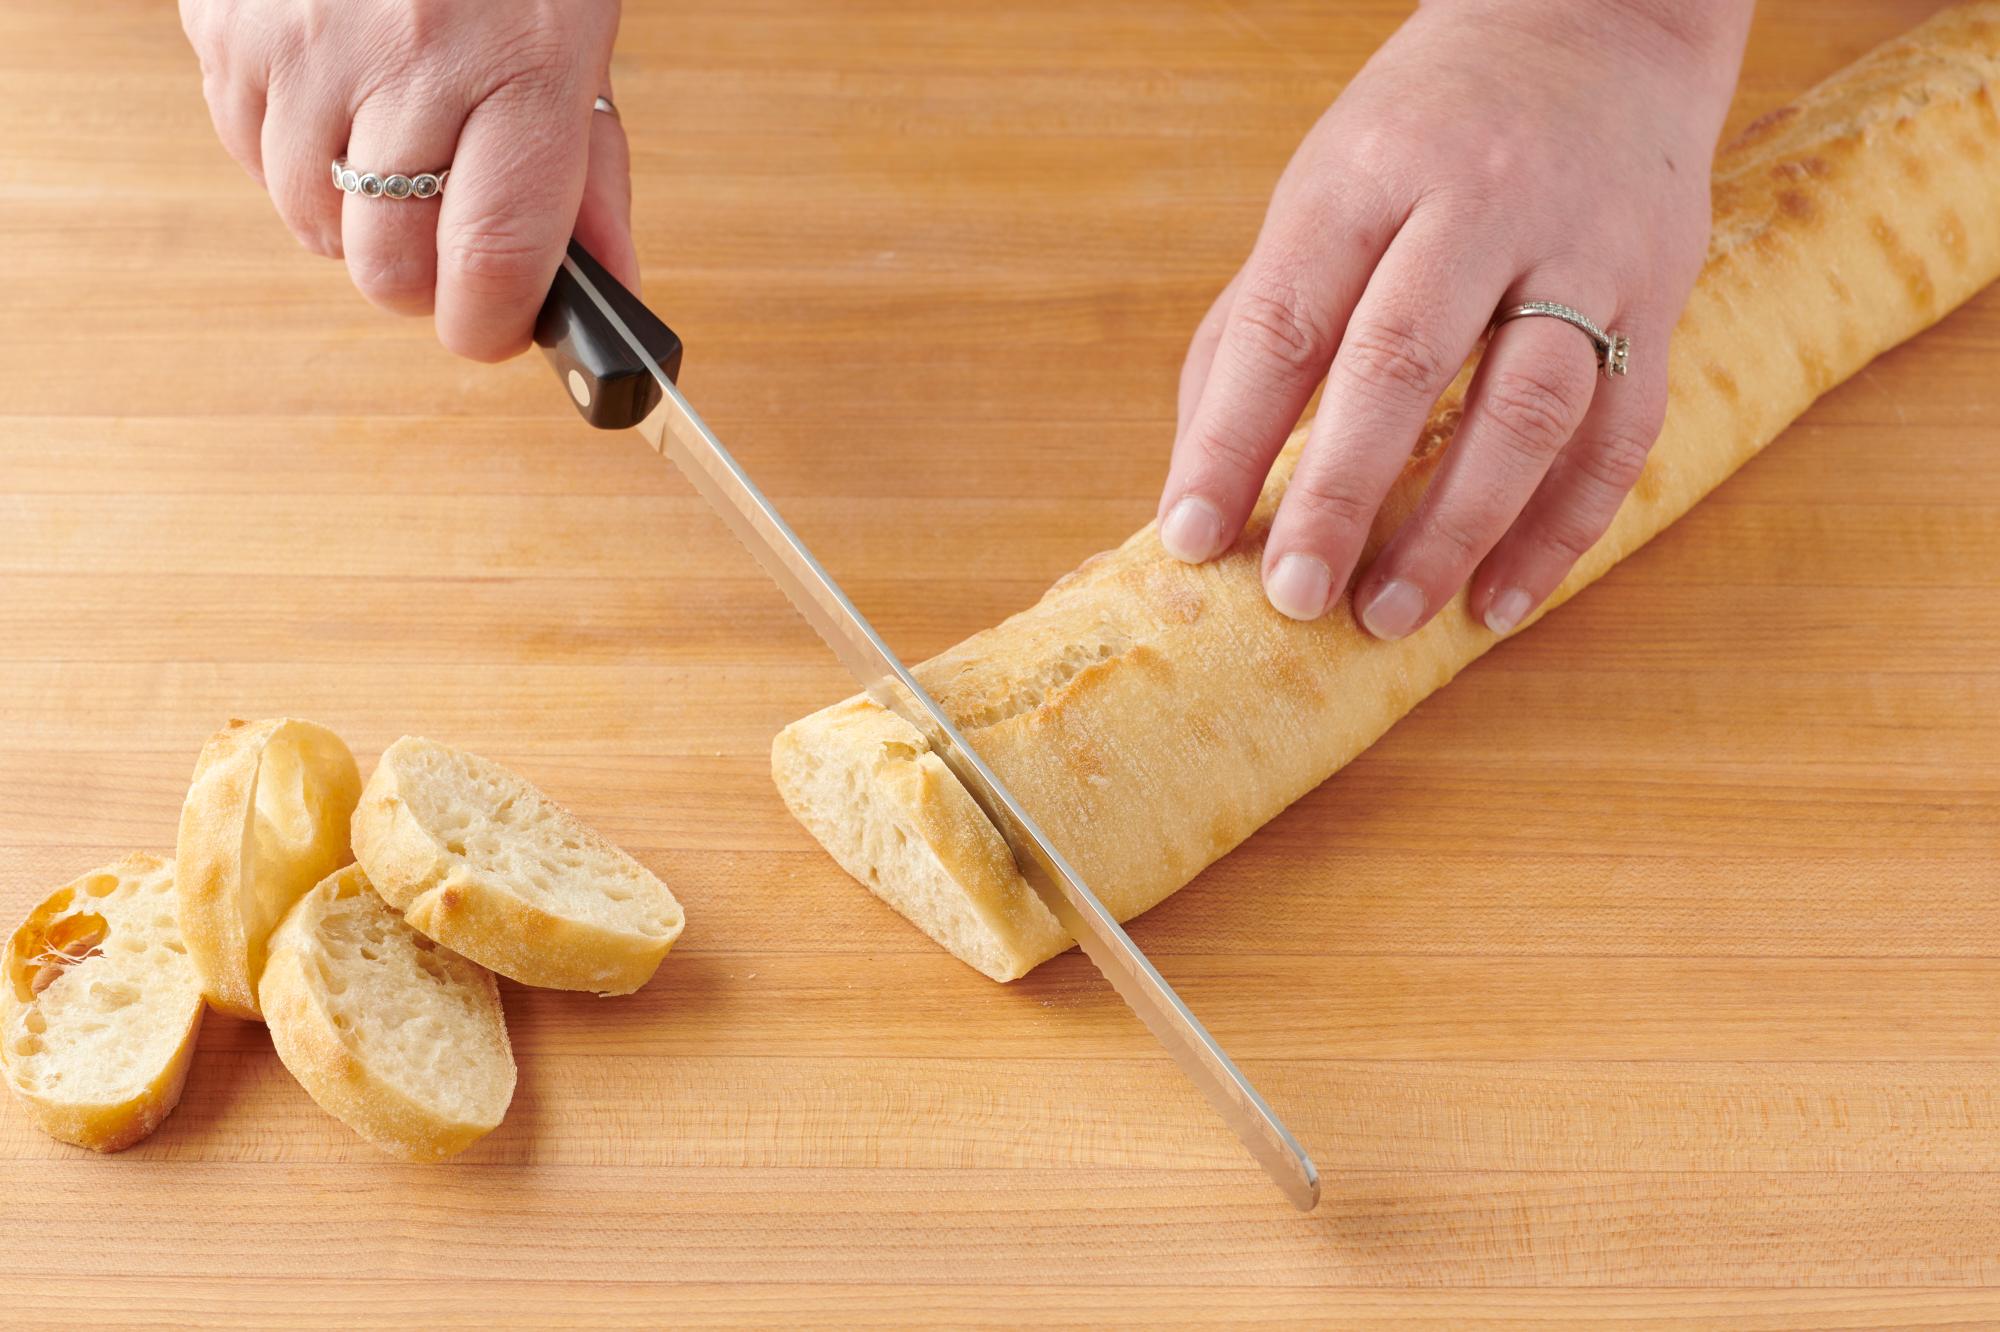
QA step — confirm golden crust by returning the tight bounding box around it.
[351,738,682,995]
[0,854,205,1151]
[774,3,2000,982]
[173,718,363,1020]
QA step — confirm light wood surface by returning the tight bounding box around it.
[3,1,1997,1326]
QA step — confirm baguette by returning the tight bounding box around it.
[773,3,2000,982]
[175,717,363,1019]
[1,855,205,1151]
[351,736,684,994]
[259,863,515,1160]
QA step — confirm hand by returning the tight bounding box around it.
[181,0,636,361]
[1158,0,1752,636]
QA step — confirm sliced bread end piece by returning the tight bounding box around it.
[2,854,205,1152]
[260,864,515,1161]
[175,717,363,1020]
[352,736,684,995]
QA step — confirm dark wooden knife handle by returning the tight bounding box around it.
[535,240,683,431]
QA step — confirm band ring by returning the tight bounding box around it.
[1493,300,1630,377]
[330,157,448,201]
[331,99,611,201]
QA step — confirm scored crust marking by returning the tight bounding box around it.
[1703,362,1741,404]
[1870,212,1939,313]
[1736,102,1802,147]
[1938,207,1970,266]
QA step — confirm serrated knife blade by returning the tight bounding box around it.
[536,242,1319,1211]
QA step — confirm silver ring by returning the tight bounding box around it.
[330,156,448,201]
[593,95,619,119]
[1493,300,1630,377]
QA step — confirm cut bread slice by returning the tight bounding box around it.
[175,717,363,1019]
[1,855,205,1151]
[259,864,515,1161]
[352,736,683,995]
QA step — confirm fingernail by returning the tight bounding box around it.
[1359,578,1425,640]
[1485,588,1532,635]
[1266,553,1333,621]
[1160,496,1228,563]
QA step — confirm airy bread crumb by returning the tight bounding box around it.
[352,736,684,995]
[260,863,514,1161]
[2,855,205,1151]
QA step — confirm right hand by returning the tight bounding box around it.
[181,0,638,361]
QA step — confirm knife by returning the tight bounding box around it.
[535,241,1320,1212]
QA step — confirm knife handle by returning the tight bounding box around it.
[535,240,684,431]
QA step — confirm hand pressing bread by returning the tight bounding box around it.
[2,722,680,1158]
[775,2,2000,982]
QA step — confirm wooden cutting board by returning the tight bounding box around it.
[2,1,1997,1325]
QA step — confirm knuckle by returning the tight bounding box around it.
[1480,367,1582,462]
[440,323,531,364]
[1338,314,1452,401]
[1337,124,1414,196]
[184,0,254,75]
[1474,139,1526,187]
[179,0,221,48]
[1187,421,1276,484]
[1229,278,1331,378]
[349,250,433,307]
[1529,510,1609,566]
[1574,422,1659,494]
[474,18,577,90]
[297,226,340,260]
[1423,508,1491,566]
[440,221,554,293]
[394,0,449,51]
[1282,473,1378,535]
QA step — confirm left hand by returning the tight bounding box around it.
[1156,0,1753,637]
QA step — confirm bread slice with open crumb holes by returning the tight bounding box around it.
[352,736,684,995]
[1,855,205,1151]
[175,717,363,1020]
[259,863,515,1161]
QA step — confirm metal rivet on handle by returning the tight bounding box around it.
[567,368,592,408]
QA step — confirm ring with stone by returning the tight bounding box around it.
[330,157,449,201]
[1492,300,1631,378]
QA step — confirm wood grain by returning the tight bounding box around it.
[2,0,1997,1326]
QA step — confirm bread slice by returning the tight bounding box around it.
[259,864,515,1160]
[773,2,2000,981]
[175,717,364,1019]
[351,736,683,995]
[1,855,205,1151]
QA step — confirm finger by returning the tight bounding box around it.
[573,92,639,292]
[260,81,348,258]
[434,79,593,362]
[1472,309,1671,635]
[202,73,266,185]
[342,91,464,316]
[1156,186,1399,564]
[1260,218,1509,622]
[1175,271,1242,442]
[1350,281,1605,639]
